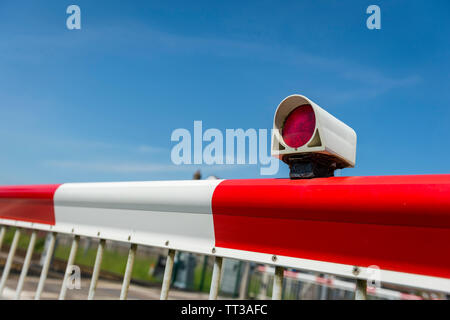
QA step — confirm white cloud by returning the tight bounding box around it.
[0,22,421,103]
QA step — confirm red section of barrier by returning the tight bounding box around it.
[0,185,61,225]
[211,175,450,279]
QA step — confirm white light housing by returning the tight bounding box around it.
[271,94,357,169]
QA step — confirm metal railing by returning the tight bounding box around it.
[0,227,221,300]
[0,224,353,300]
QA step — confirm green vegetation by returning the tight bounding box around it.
[248,274,262,298]
[53,244,160,283]
[2,228,46,254]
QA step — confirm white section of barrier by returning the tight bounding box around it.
[53,180,223,255]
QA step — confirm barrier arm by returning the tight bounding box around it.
[0,174,449,298]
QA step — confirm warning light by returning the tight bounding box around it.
[272,95,357,179]
[282,104,316,148]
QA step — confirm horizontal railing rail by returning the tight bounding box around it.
[0,174,449,300]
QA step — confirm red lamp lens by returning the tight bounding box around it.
[282,104,316,148]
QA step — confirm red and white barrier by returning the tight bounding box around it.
[1,175,450,293]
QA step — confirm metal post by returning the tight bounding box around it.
[0,226,6,250]
[0,228,21,295]
[238,261,251,300]
[14,231,37,300]
[119,243,137,300]
[35,232,57,300]
[58,235,80,300]
[320,274,329,300]
[87,239,105,300]
[160,249,176,300]
[272,266,284,300]
[355,279,368,300]
[209,256,223,300]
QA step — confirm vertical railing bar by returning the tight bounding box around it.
[208,256,223,300]
[58,235,80,300]
[0,228,21,295]
[160,249,176,300]
[14,230,37,300]
[319,274,328,300]
[238,261,251,300]
[119,243,137,300]
[0,226,6,250]
[35,232,57,300]
[87,238,106,300]
[354,279,368,300]
[272,266,285,300]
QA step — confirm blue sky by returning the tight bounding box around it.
[0,0,449,184]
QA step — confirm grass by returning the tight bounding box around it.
[248,273,262,298]
[1,228,47,254]
[53,244,161,283]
